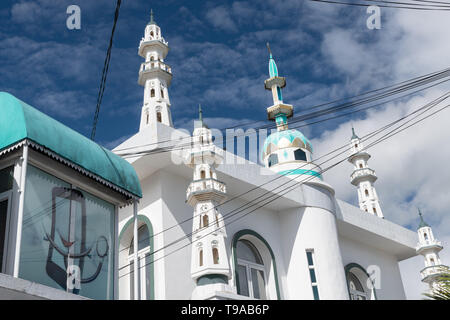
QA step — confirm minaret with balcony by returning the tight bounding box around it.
[348,127,384,218]
[138,10,173,131]
[416,209,446,289]
[185,106,233,299]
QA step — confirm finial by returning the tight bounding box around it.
[266,42,272,57]
[418,207,430,229]
[198,104,203,122]
[149,9,156,25]
[351,126,359,140]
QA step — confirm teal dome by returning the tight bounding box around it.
[262,129,313,159]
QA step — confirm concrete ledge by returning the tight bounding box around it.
[0,273,90,300]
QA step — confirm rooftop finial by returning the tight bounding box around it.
[199,104,203,122]
[418,208,430,229]
[351,126,359,140]
[149,9,156,25]
[266,42,272,57]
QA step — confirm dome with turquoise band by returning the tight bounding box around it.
[262,129,313,159]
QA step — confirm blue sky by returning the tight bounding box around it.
[1,0,450,299]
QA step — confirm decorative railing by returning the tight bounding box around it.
[420,265,447,280]
[416,239,443,251]
[139,36,168,46]
[186,178,226,199]
[350,168,376,182]
[140,60,172,74]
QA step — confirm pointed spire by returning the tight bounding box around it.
[351,126,359,140]
[198,104,203,122]
[149,9,156,25]
[266,42,278,78]
[418,208,430,229]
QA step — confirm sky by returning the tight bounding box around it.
[1,0,449,299]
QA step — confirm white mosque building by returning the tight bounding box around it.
[0,11,446,300]
[112,12,448,300]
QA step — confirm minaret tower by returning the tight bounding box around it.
[138,9,173,131]
[416,209,446,290]
[186,106,233,299]
[348,127,384,218]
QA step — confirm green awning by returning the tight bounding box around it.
[0,92,142,198]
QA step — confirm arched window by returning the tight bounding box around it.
[430,258,435,266]
[199,249,203,266]
[236,239,267,299]
[161,89,164,98]
[359,163,363,169]
[150,89,155,97]
[150,31,154,38]
[215,214,219,227]
[268,154,278,167]
[156,112,162,123]
[424,233,429,241]
[200,170,206,179]
[213,247,219,264]
[119,222,154,300]
[365,189,369,197]
[373,207,377,215]
[294,149,307,161]
[150,56,154,61]
[345,263,376,300]
[202,215,209,228]
[146,113,149,124]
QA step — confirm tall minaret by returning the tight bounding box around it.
[416,209,446,290]
[186,106,233,299]
[138,9,173,131]
[348,127,384,218]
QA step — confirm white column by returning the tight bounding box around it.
[133,200,140,300]
[13,144,28,277]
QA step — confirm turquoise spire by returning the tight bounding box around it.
[418,208,430,229]
[267,42,278,78]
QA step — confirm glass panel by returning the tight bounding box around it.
[268,154,278,167]
[237,264,249,297]
[0,166,14,194]
[312,285,320,300]
[306,251,314,266]
[294,149,307,161]
[19,165,115,300]
[129,225,150,254]
[0,200,8,271]
[309,268,317,283]
[348,272,364,292]
[236,240,263,265]
[251,268,266,299]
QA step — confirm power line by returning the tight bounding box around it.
[117,73,450,159]
[309,0,450,10]
[113,67,450,154]
[90,0,122,141]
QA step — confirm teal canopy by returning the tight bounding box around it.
[0,92,142,198]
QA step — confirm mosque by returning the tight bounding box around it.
[0,11,446,300]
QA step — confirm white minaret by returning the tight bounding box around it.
[416,209,446,290]
[185,106,233,299]
[348,128,384,218]
[138,9,173,131]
